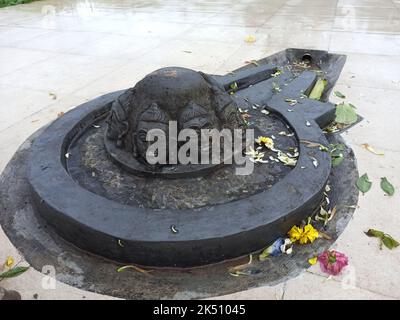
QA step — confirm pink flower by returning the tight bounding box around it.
[317,250,348,275]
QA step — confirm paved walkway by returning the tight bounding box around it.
[0,0,399,299]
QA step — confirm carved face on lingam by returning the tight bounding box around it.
[106,67,244,164]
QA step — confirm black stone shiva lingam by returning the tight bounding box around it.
[104,67,245,177]
[0,49,350,269]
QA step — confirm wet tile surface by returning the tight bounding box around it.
[0,0,400,300]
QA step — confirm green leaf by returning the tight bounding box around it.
[335,102,358,125]
[365,229,399,250]
[334,91,346,99]
[0,266,29,279]
[365,229,385,238]
[330,143,345,152]
[309,79,327,100]
[380,177,395,196]
[381,235,399,249]
[356,173,372,194]
[230,82,238,91]
[329,144,345,167]
[331,154,344,167]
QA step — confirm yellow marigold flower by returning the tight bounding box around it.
[288,225,303,242]
[299,224,319,244]
[288,224,319,244]
[255,136,274,150]
[5,256,14,268]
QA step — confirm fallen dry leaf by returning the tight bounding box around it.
[57,111,65,118]
[117,265,152,274]
[245,60,259,66]
[229,255,252,272]
[300,140,325,149]
[360,143,384,156]
[318,231,332,240]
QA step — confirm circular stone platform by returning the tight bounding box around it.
[0,130,358,299]
[0,49,358,298]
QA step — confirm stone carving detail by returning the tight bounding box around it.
[106,67,244,164]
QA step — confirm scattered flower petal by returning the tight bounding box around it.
[277,151,297,166]
[278,131,294,137]
[272,82,281,92]
[244,35,256,43]
[245,146,267,164]
[5,256,14,268]
[310,156,319,168]
[300,224,319,244]
[170,225,179,234]
[285,98,297,106]
[255,136,274,150]
[288,225,303,243]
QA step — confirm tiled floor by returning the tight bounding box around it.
[0,0,400,300]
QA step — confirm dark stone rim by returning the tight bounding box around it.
[28,87,331,267]
[0,129,358,299]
